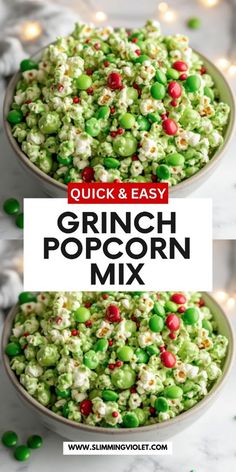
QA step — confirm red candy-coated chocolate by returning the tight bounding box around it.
[112,411,119,418]
[178,305,186,313]
[106,305,121,323]
[168,81,182,99]
[160,351,176,368]
[169,332,176,340]
[162,118,178,135]
[172,60,188,72]
[80,399,92,416]
[171,293,187,304]
[107,72,122,90]
[82,167,94,182]
[179,73,188,81]
[166,314,180,331]
[71,329,78,336]
[73,96,80,103]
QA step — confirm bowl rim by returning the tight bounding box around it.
[3,45,236,195]
[1,292,235,435]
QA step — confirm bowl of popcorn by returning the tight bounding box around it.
[4,20,235,197]
[2,291,234,441]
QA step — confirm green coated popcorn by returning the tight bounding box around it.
[7,291,228,428]
[7,20,230,185]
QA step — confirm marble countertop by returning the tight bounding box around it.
[0,0,236,239]
[0,240,236,472]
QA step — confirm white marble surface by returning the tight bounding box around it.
[0,240,236,472]
[0,0,236,239]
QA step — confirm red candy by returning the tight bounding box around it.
[82,166,94,182]
[160,351,176,368]
[108,340,113,346]
[169,332,176,340]
[73,96,80,103]
[116,361,123,368]
[108,363,116,370]
[71,329,78,336]
[172,60,188,72]
[110,131,117,138]
[171,293,186,304]
[112,411,119,418]
[179,73,188,81]
[168,81,182,99]
[171,99,178,107]
[107,72,122,90]
[178,305,186,314]
[80,399,92,416]
[166,314,180,331]
[106,305,121,323]
[117,128,124,135]
[149,407,156,415]
[159,345,166,353]
[162,118,178,135]
[85,320,92,328]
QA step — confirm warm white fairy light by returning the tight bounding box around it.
[215,57,230,70]
[20,21,42,41]
[158,2,169,12]
[214,290,228,302]
[226,297,236,309]
[160,8,177,23]
[228,64,236,77]
[94,11,108,22]
[199,0,219,7]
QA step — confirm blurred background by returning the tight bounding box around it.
[0,0,236,238]
[0,240,236,472]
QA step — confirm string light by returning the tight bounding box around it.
[160,8,177,23]
[199,0,219,7]
[20,21,42,41]
[158,2,169,12]
[94,11,108,22]
[215,57,230,70]
[214,290,228,302]
[228,64,236,77]
[226,297,236,309]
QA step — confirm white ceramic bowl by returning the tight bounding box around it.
[1,293,234,441]
[3,48,236,198]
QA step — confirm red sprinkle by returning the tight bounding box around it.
[71,329,78,336]
[161,113,167,121]
[171,293,187,305]
[179,73,188,81]
[159,345,166,353]
[200,65,207,75]
[162,118,178,136]
[24,100,32,104]
[104,61,110,67]
[132,37,139,43]
[199,298,205,307]
[168,81,182,99]
[166,314,180,331]
[80,399,93,416]
[112,411,119,418]
[132,155,139,161]
[110,131,117,138]
[23,332,30,337]
[85,320,92,328]
[94,43,100,50]
[108,340,113,347]
[87,87,94,95]
[171,99,178,107]
[82,166,94,182]
[73,96,80,104]
[172,60,188,72]
[85,38,91,44]
[110,106,115,114]
[108,363,116,370]
[102,294,109,300]
[84,302,92,308]
[169,332,176,340]
[57,84,64,92]
[107,72,122,90]
[130,386,137,394]
[149,407,156,416]
[178,305,186,314]
[117,128,124,135]
[116,361,123,368]
[106,305,121,323]
[56,316,62,325]
[151,174,157,182]
[135,49,141,56]
[86,68,93,76]
[160,351,176,368]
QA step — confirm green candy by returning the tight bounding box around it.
[18,291,36,304]
[111,365,136,389]
[104,157,120,169]
[62,402,70,418]
[134,408,146,425]
[135,348,149,364]
[97,106,110,119]
[3,198,20,215]
[183,307,199,325]
[7,110,23,125]
[134,54,149,64]
[76,74,92,90]
[20,59,38,72]
[27,435,43,449]
[5,342,21,357]
[204,86,214,102]
[85,117,100,137]
[153,302,165,317]
[74,306,90,322]
[163,385,183,399]
[55,387,71,398]
[202,319,213,333]
[14,445,31,461]
[150,82,166,100]
[155,397,169,413]
[166,153,185,167]
[149,315,164,332]
[156,165,170,180]
[57,155,72,166]
[165,300,178,313]
[2,431,18,447]
[147,112,161,123]
[83,350,99,369]
[137,115,151,131]
[186,75,201,92]
[16,213,24,229]
[122,412,139,428]
[187,17,201,30]
[117,346,133,362]
[167,68,179,80]
[146,345,159,356]
[94,338,109,352]
[119,113,136,129]
[102,390,118,402]
[113,134,137,157]
[155,70,167,84]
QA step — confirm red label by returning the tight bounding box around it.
[68,183,168,204]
